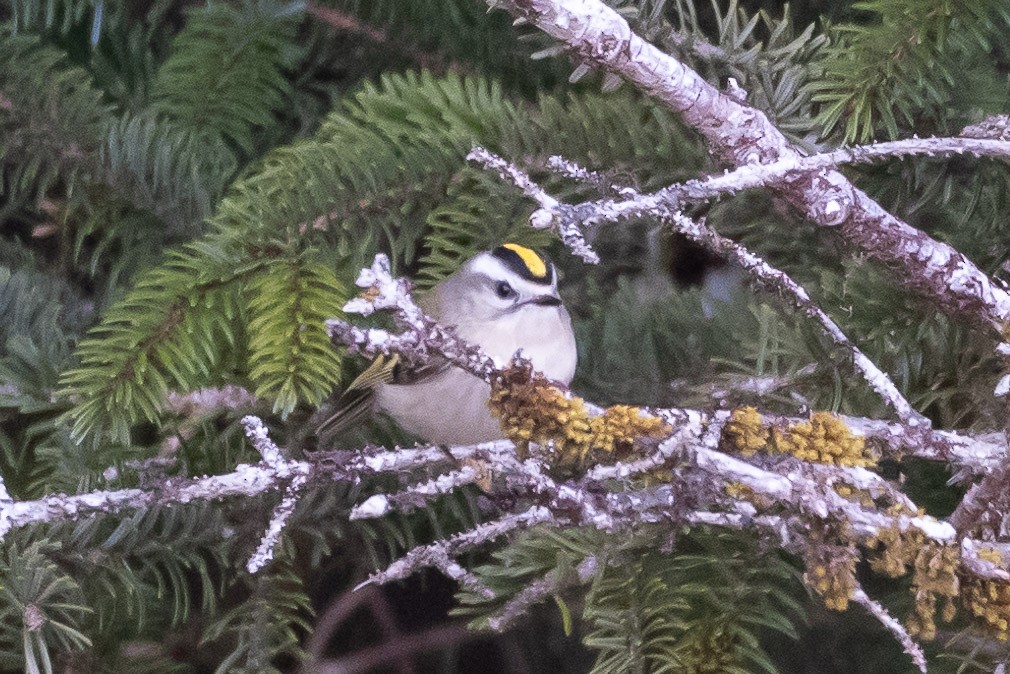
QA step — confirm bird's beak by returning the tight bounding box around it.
[529,293,562,307]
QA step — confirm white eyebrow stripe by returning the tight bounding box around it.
[467,254,557,295]
[468,254,513,280]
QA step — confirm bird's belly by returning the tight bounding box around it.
[376,370,502,445]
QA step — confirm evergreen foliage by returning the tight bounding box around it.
[0,32,110,204]
[0,0,1008,671]
[456,528,803,673]
[810,0,1010,143]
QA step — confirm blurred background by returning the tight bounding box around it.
[1,0,1010,671]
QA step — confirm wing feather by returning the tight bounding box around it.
[316,355,398,442]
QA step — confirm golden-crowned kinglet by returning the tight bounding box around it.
[319,243,577,445]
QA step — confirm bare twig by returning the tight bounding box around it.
[360,507,554,594]
[558,137,1010,215]
[853,588,928,673]
[487,555,599,632]
[349,465,481,520]
[469,150,925,426]
[485,0,1010,332]
[329,253,501,381]
[466,147,600,264]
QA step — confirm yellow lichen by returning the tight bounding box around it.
[866,526,958,640]
[963,577,1010,641]
[833,482,874,507]
[723,481,772,508]
[804,545,858,611]
[722,408,873,467]
[592,404,670,459]
[723,406,769,456]
[724,481,755,500]
[771,412,875,467]
[978,547,1005,565]
[867,526,923,578]
[907,543,960,641]
[488,364,670,472]
[958,546,1010,642]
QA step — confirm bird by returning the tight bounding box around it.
[318,243,577,446]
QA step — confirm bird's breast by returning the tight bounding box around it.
[458,306,577,384]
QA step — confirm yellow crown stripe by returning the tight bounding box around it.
[503,242,547,278]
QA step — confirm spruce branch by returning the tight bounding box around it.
[465,146,600,264]
[484,0,1010,333]
[551,136,1010,217]
[852,588,928,674]
[469,149,924,427]
[487,555,598,632]
[242,415,310,573]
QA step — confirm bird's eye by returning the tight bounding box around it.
[495,281,515,299]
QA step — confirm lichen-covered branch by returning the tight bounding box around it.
[0,418,313,542]
[467,146,600,263]
[853,589,928,673]
[470,148,924,427]
[328,254,501,381]
[320,254,1010,665]
[486,0,1010,332]
[359,506,555,595]
[561,136,1010,216]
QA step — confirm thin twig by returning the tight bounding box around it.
[853,588,928,673]
[555,137,1010,216]
[467,147,600,264]
[486,0,1010,333]
[470,151,924,426]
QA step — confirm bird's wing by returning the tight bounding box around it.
[316,353,449,443]
[316,354,397,443]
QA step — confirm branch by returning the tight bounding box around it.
[332,253,1006,477]
[471,148,925,427]
[466,146,600,264]
[359,507,554,595]
[486,0,1010,332]
[242,416,309,572]
[948,460,1010,536]
[328,254,500,383]
[566,136,1010,214]
[0,430,311,541]
[164,385,260,417]
[349,465,481,520]
[853,588,928,674]
[487,555,598,632]
[661,208,925,426]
